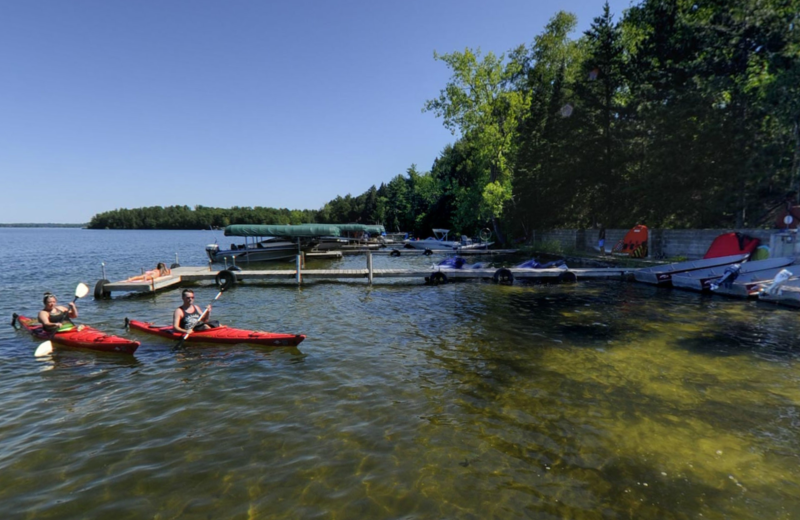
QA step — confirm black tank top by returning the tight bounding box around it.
[180,305,202,329]
[49,310,69,323]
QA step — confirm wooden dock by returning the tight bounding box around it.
[96,262,633,298]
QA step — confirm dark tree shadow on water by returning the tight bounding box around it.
[673,320,800,360]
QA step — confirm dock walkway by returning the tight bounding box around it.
[97,264,633,298]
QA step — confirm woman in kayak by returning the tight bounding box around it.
[127,262,171,282]
[172,289,217,333]
[38,292,78,332]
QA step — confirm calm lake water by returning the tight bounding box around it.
[1,228,799,519]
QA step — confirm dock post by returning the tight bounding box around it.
[101,262,106,280]
[296,255,302,284]
[301,252,306,269]
[367,252,373,285]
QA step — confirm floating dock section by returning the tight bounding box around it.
[96,260,633,298]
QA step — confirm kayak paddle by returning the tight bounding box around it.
[34,283,90,357]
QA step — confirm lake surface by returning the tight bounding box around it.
[1,228,799,519]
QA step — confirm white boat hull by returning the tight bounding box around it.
[634,254,750,286]
[671,257,796,292]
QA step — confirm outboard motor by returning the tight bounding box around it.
[710,264,741,291]
[205,244,220,261]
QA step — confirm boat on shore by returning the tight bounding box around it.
[711,264,800,297]
[670,257,796,292]
[633,254,750,286]
[126,319,305,347]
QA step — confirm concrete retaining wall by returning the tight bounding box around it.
[530,228,775,260]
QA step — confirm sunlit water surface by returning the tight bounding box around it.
[1,228,799,519]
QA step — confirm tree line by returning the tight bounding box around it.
[89,0,800,242]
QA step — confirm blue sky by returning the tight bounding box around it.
[1,0,632,224]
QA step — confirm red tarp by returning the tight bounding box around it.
[703,232,759,259]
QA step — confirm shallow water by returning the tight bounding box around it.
[1,228,799,519]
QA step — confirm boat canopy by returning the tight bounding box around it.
[225,224,386,237]
[332,224,386,234]
[224,224,342,237]
[224,223,386,238]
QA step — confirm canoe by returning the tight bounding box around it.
[126,319,306,347]
[13,314,140,354]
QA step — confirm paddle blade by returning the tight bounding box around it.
[34,341,54,357]
[75,283,90,300]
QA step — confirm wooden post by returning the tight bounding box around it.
[301,251,306,269]
[296,255,302,284]
[367,251,373,285]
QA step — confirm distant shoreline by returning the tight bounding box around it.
[0,223,86,228]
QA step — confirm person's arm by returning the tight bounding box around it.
[39,309,59,331]
[173,308,188,333]
[67,302,78,319]
[201,305,210,323]
[39,310,53,327]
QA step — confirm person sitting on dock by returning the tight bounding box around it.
[126,262,171,282]
[38,292,78,332]
[172,289,217,333]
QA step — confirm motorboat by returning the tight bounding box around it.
[404,229,459,249]
[634,254,750,286]
[712,263,800,297]
[670,257,796,292]
[404,229,493,251]
[205,223,342,264]
[312,224,387,252]
[206,236,304,263]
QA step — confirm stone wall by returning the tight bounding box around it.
[530,228,776,259]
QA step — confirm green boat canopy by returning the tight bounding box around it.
[224,223,385,237]
[224,224,342,237]
[332,224,386,234]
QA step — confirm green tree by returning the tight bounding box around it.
[424,48,528,243]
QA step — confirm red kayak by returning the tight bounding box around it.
[126,319,306,347]
[13,314,140,354]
